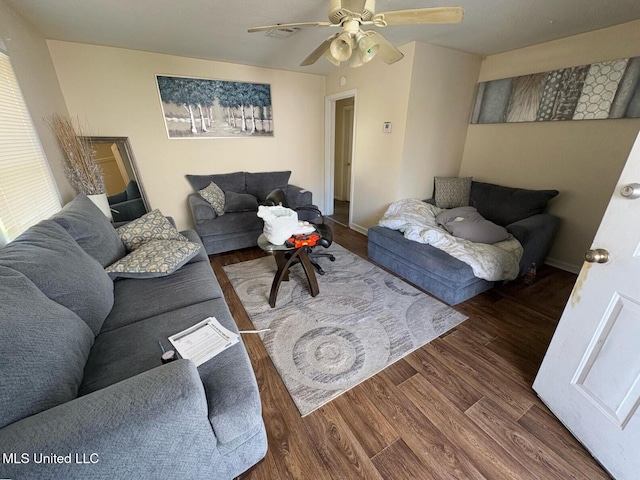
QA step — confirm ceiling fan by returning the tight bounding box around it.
[248,0,464,68]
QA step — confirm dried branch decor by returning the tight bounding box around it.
[47,114,105,195]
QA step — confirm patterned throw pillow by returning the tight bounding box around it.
[434,177,473,209]
[116,209,189,251]
[198,182,225,216]
[105,240,201,279]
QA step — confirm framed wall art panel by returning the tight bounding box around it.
[471,56,640,124]
[156,75,274,138]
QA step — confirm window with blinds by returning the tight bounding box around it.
[0,42,61,245]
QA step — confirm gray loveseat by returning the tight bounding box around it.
[368,181,560,305]
[187,171,314,255]
[0,195,267,479]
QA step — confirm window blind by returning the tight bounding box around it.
[0,43,61,245]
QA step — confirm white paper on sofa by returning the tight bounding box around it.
[168,317,239,367]
[257,205,299,245]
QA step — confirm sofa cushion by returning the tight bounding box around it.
[187,172,246,193]
[117,209,189,251]
[434,176,473,209]
[81,296,264,454]
[198,182,225,216]
[0,220,114,336]
[52,193,126,267]
[101,258,224,332]
[225,191,259,213]
[0,266,94,429]
[436,206,510,244]
[106,240,202,279]
[246,171,291,202]
[195,210,264,236]
[470,181,559,226]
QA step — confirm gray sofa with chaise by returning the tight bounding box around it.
[187,171,315,255]
[368,181,560,305]
[0,194,266,479]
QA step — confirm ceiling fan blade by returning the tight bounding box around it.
[248,21,332,33]
[300,33,340,66]
[366,31,404,65]
[377,7,464,26]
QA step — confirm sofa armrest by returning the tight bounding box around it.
[0,360,220,479]
[507,213,560,276]
[188,193,216,222]
[285,184,312,208]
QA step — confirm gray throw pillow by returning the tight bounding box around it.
[0,220,114,335]
[224,191,259,212]
[434,177,473,209]
[117,209,189,251]
[0,266,94,429]
[198,182,225,216]
[106,239,201,279]
[52,193,126,267]
[436,206,510,244]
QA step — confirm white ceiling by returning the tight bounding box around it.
[6,0,640,75]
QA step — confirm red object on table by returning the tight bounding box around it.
[285,233,321,248]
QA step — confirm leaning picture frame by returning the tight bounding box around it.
[155,74,274,139]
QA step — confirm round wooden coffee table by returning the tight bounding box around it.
[258,234,319,308]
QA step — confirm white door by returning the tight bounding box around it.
[533,130,640,480]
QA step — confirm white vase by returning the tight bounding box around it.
[88,193,113,221]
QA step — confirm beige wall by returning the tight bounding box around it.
[0,1,74,202]
[326,41,481,231]
[47,41,326,230]
[460,20,640,272]
[399,42,481,200]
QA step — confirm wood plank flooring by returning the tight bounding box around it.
[210,220,610,480]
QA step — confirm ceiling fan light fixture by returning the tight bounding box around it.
[251,1,464,68]
[324,50,341,66]
[330,31,353,62]
[356,31,379,64]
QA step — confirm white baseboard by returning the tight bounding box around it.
[349,223,368,236]
[545,257,582,274]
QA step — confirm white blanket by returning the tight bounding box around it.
[378,198,523,282]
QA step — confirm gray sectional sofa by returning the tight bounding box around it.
[368,181,560,305]
[187,171,315,255]
[0,194,266,479]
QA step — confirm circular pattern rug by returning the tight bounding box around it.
[224,243,467,416]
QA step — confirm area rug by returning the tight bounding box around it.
[223,243,467,416]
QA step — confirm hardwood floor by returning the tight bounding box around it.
[211,220,610,480]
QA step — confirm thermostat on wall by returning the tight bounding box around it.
[383,122,392,133]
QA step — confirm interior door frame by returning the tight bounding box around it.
[324,89,357,220]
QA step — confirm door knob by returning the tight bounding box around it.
[584,249,610,264]
[620,183,640,199]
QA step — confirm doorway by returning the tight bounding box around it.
[329,98,354,225]
[324,90,356,226]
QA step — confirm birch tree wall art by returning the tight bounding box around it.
[156,75,274,138]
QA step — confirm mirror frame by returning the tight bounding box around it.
[84,136,150,213]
